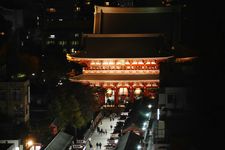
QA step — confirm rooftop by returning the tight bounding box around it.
[74,33,172,58]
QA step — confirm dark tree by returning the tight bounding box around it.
[49,81,100,128]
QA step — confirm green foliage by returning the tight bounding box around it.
[49,81,100,128]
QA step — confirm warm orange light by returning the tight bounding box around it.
[27,140,33,147]
[134,88,142,95]
[47,8,56,13]
[119,88,128,95]
[0,32,5,36]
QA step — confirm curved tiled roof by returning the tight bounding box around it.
[73,33,172,58]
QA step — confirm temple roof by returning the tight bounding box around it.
[69,74,159,82]
[93,6,181,43]
[73,33,172,58]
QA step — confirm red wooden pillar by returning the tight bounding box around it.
[98,91,105,105]
[114,88,119,106]
[129,87,134,102]
[143,86,148,97]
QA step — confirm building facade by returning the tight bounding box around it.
[0,80,30,124]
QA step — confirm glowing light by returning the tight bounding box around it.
[96,61,101,65]
[150,96,155,99]
[105,2,110,6]
[15,147,19,150]
[145,113,150,117]
[134,88,142,95]
[119,88,128,95]
[109,61,115,65]
[0,32,5,36]
[27,140,33,147]
[138,61,144,64]
[143,122,147,126]
[137,144,142,149]
[157,108,160,120]
[106,88,113,95]
[90,61,95,65]
[125,61,130,65]
[114,139,118,144]
[49,34,55,39]
[116,61,121,65]
[35,146,41,150]
[75,7,81,12]
[148,104,152,109]
[47,8,56,13]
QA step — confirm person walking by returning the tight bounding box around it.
[99,142,102,149]
[96,142,99,149]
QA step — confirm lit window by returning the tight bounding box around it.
[47,8,56,13]
[59,41,67,45]
[86,1,91,5]
[75,33,79,37]
[75,7,81,12]
[71,41,79,45]
[49,34,55,39]
[58,19,63,21]
[46,40,55,45]
[105,2,110,6]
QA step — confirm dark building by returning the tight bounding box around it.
[43,0,93,53]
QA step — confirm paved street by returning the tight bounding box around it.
[86,116,118,150]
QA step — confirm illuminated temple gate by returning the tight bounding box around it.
[66,5,182,106]
[67,42,173,106]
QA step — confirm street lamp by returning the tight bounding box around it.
[26,139,34,148]
[137,144,142,149]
